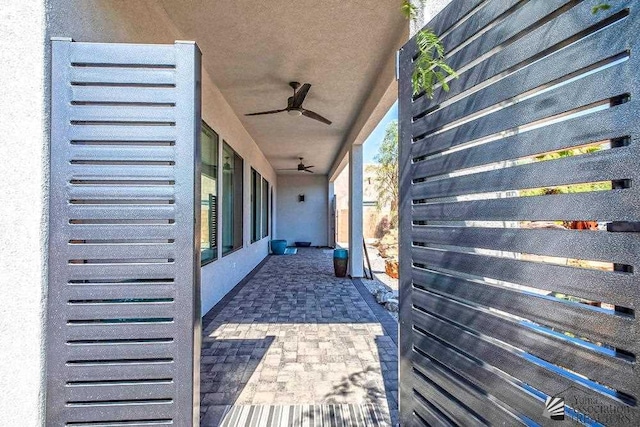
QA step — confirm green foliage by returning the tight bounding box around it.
[533,146,600,161]
[592,2,612,14]
[373,120,399,214]
[518,147,612,197]
[412,29,458,97]
[400,1,458,97]
[401,0,418,19]
[519,182,611,197]
[403,0,609,96]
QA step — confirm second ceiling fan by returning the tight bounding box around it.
[279,158,315,173]
[245,82,332,125]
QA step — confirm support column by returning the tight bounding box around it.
[348,144,364,277]
[328,181,336,248]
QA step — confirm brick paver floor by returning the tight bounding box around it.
[200,248,399,426]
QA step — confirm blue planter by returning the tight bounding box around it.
[333,248,349,277]
[333,248,348,259]
[270,240,287,255]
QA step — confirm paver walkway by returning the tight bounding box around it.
[200,249,399,426]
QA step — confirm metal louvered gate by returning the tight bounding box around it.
[398,1,639,426]
[47,39,201,426]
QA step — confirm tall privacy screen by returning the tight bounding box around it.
[47,39,201,426]
[398,1,639,425]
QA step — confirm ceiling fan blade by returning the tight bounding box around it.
[304,166,315,169]
[302,109,331,125]
[277,168,299,170]
[292,83,311,108]
[304,169,315,173]
[245,109,286,116]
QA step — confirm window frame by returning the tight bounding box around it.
[261,177,269,239]
[200,121,219,266]
[221,141,244,257]
[251,168,262,243]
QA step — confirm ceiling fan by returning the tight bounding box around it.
[278,157,315,173]
[245,82,332,125]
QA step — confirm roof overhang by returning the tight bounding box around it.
[159,0,408,175]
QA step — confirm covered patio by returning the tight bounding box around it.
[154,0,410,281]
[41,0,410,311]
[198,249,399,426]
[30,1,411,426]
[9,0,640,426]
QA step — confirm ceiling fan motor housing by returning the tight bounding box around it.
[245,82,332,125]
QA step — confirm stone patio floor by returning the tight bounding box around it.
[199,248,399,426]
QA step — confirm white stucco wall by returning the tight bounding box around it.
[0,2,47,426]
[276,174,328,247]
[198,50,277,314]
[411,0,454,36]
[46,0,277,316]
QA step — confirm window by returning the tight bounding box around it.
[251,170,270,243]
[222,142,243,256]
[200,123,218,265]
[251,168,262,242]
[261,177,269,238]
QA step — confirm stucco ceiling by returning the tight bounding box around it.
[159,0,406,175]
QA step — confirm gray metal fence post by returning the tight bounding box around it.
[47,39,201,426]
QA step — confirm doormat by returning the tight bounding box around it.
[217,403,388,426]
[284,247,298,255]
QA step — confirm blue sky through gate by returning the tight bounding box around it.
[363,100,398,164]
